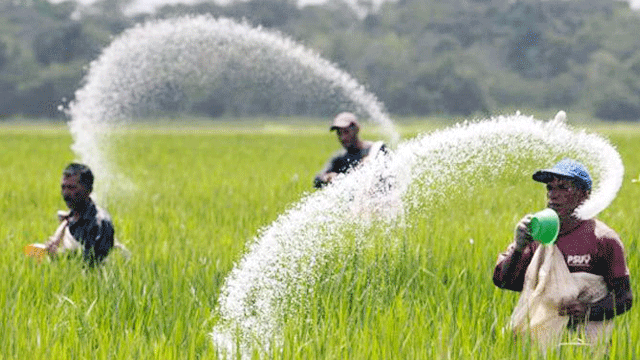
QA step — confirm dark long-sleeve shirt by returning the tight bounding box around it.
[314,142,387,188]
[66,201,115,265]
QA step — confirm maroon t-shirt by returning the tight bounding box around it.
[493,219,629,292]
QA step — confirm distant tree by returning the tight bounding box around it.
[627,52,640,90]
[81,0,134,34]
[0,39,7,71]
[584,51,640,121]
[542,32,572,78]
[0,79,18,117]
[506,27,544,79]
[91,0,135,17]
[225,0,300,28]
[593,92,640,121]
[384,57,489,116]
[436,58,489,115]
[33,22,99,65]
[2,0,640,119]
[543,73,579,108]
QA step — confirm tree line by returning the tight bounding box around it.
[1,0,640,121]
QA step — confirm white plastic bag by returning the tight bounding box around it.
[510,244,612,350]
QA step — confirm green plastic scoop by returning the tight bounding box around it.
[529,208,560,245]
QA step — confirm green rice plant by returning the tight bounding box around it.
[0,119,638,359]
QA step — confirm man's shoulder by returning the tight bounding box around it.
[91,202,114,226]
[562,219,619,246]
[96,206,113,221]
[363,140,387,155]
[329,148,349,160]
[592,219,623,246]
[592,219,619,237]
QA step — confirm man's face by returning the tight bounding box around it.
[61,174,90,210]
[335,125,358,149]
[545,177,588,219]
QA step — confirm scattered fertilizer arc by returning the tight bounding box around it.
[60,15,624,358]
[211,113,624,356]
[66,15,399,202]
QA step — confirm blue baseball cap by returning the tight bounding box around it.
[532,158,592,191]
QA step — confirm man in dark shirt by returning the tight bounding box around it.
[493,159,632,326]
[314,112,386,188]
[46,163,115,265]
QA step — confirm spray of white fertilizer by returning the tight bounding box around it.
[58,12,623,359]
[210,112,624,356]
[65,15,399,203]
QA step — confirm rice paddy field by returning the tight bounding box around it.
[1,117,639,359]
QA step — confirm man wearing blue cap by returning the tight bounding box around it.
[493,159,632,328]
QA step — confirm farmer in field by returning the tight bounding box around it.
[493,159,632,338]
[45,163,115,265]
[313,112,387,188]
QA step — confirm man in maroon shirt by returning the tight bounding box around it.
[493,158,632,327]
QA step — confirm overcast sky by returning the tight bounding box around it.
[50,0,640,14]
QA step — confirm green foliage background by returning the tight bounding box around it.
[2,0,640,120]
